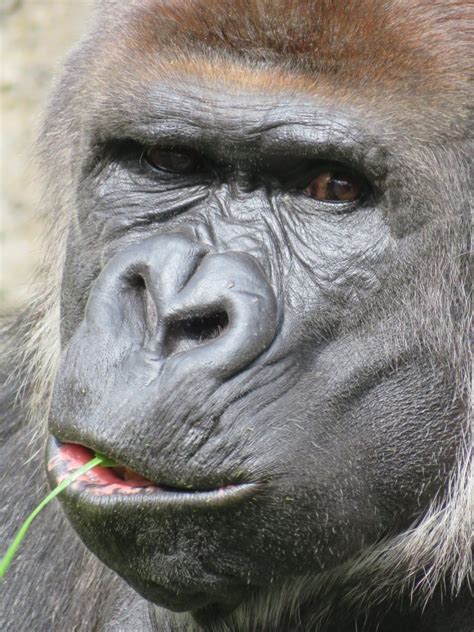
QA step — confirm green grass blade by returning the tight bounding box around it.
[0,453,115,580]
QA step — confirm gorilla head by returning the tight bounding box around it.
[3,1,472,631]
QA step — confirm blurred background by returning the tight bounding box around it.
[1,0,93,313]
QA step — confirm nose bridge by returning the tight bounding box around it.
[204,188,289,285]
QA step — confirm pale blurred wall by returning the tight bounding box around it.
[0,0,93,312]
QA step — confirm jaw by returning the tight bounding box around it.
[44,437,275,613]
[43,431,345,616]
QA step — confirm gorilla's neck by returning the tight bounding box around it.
[145,590,474,632]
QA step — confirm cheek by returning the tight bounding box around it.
[60,231,101,343]
[344,365,463,519]
[283,207,392,309]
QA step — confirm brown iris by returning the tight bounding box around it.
[305,171,365,203]
[145,146,201,174]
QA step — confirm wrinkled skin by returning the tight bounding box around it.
[1,2,472,631]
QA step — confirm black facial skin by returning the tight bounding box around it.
[45,76,466,629]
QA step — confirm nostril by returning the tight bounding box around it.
[124,272,159,334]
[181,311,229,340]
[165,310,229,356]
[128,274,146,290]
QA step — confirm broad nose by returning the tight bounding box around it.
[86,235,278,381]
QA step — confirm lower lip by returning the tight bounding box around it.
[47,440,258,507]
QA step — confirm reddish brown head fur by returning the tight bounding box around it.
[113,0,472,94]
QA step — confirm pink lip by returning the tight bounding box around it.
[47,442,159,496]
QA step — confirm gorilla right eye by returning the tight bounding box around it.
[145,146,203,174]
[304,170,367,204]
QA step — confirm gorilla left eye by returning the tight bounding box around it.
[145,146,202,174]
[305,171,366,203]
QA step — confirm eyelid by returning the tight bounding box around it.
[143,145,221,181]
[279,160,361,186]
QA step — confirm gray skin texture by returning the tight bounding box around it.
[0,3,472,632]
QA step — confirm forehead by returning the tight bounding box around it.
[83,0,470,143]
[90,67,373,157]
[88,49,363,141]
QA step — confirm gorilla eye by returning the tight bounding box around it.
[305,171,365,203]
[145,146,202,174]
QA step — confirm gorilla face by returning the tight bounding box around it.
[47,73,465,619]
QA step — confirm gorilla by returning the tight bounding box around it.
[1,1,472,631]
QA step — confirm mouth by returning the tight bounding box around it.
[47,439,258,508]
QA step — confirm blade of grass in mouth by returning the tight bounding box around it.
[0,452,116,580]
